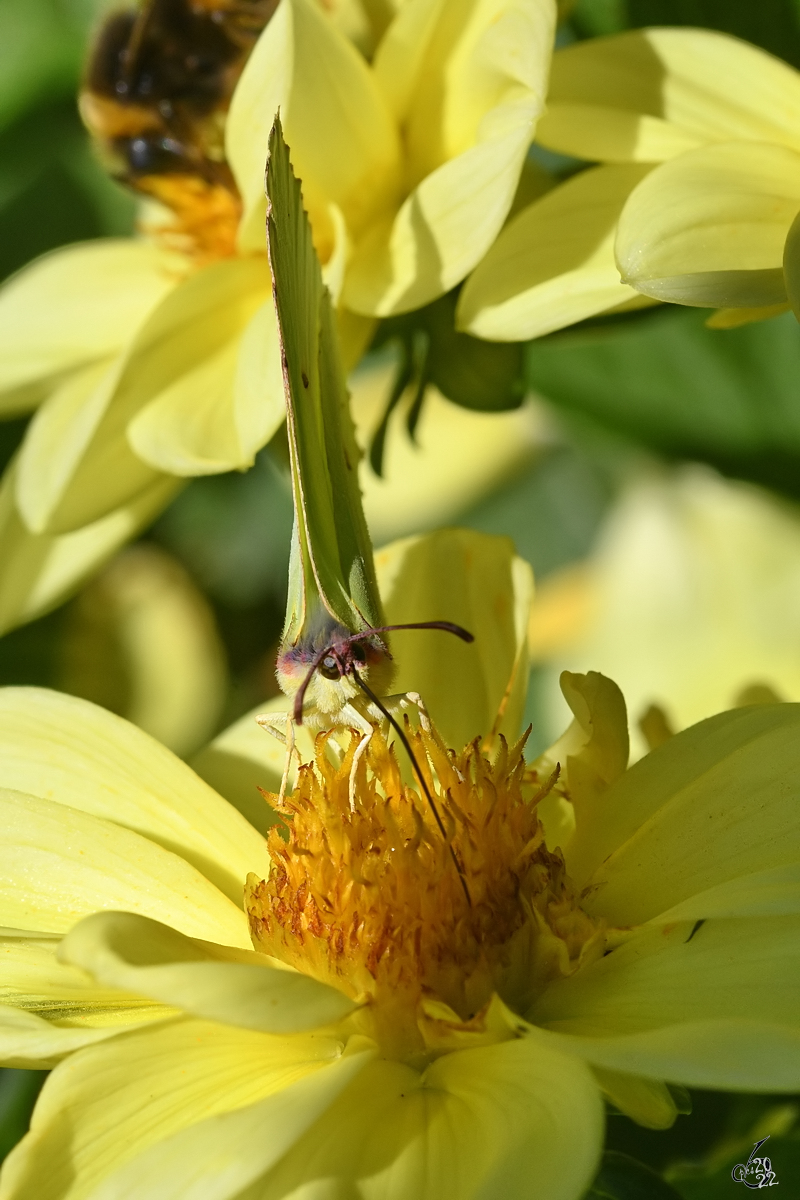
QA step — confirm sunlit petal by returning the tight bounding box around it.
[570,704,800,921]
[616,142,800,306]
[228,0,400,253]
[0,1006,125,1070]
[15,359,160,536]
[249,1038,601,1200]
[0,241,178,413]
[128,295,284,475]
[0,1018,349,1200]
[345,98,542,316]
[530,918,800,1089]
[537,28,800,162]
[0,930,171,1035]
[345,0,555,315]
[458,163,652,339]
[60,912,355,1034]
[0,788,250,946]
[0,687,270,909]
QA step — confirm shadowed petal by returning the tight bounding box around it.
[375,528,533,750]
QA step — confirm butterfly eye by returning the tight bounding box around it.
[351,643,367,665]
[319,655,340,680]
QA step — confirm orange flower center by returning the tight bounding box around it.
[246,723,605,1059]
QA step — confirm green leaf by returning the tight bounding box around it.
[586,1152,685,1199]
[0,1068,46,1161]
[265,116,383,645]
[525,308,800,500]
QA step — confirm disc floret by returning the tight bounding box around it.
[246,720,606,1062]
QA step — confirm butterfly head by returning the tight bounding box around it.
[277,612,475,726]
[277,615,395,724]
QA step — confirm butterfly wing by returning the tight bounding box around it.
[265,115,383,652]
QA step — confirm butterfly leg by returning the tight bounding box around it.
[255,710,297,803]
[338,702,375,812]
[379,691,431,733]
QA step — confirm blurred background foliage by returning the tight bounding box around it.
[2,0,800,1194]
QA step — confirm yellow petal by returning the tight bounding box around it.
[0,1006,124,1070]
[0,788,249,946]
[59,545,228,758]
[535,1019,800,1092]
[706,302,790,329]
[337,308,378,372]
[190,697,316,838]
[0,461,179,638]
[60,912,355,1033]
[535,671,628,854]
[530,917,800,1088]
[616,142,800,307]
[375,529,533,748]
[402,0,555,178]
[15,359,162,536]
[90,1045,373,1200]
[650,863,800,923]
[128,296,284,476]
[592,1068,681,1130]
[17,259,270,534]
[537,28,800,162]
[534,469,800,757]
[0,1017,348,1200]
[371,0,444,128]
[0,687,271,909]
[571,704,800,922]
[258,1037,602,1200]
[458,163,652,340]
[346,0,555,314]
[227,0,401,253]
[0,932,169,1034]
[0,240,178,413]
[783,207,800,321]
[344,96,543,316]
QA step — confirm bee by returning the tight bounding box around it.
[79,0,278,256]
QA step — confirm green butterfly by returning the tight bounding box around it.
[258,117,471,799]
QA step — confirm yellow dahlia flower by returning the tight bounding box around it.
[530,466,800,756]
[0,0,554,633]
[1,526,799,1199]
[458,27,800,338]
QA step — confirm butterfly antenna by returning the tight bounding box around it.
[345,621,474,646]
[292,642,337,725]
[353,669,471,908]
